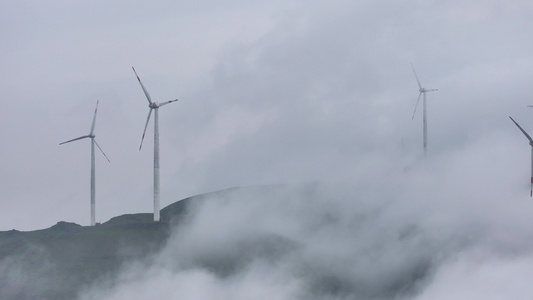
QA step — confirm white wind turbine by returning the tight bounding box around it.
[132,67,179,222]
[411,64,438,155]
[60,100,110,226]
[509,116,533,197]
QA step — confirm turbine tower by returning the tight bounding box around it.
[132,67,179,222]
[509,116,533,197]
[60,100,110,226]
[411,64,438,155]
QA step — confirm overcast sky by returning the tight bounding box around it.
[1,0,533,231]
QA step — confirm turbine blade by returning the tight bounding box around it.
[509,116,533,144]
[411,63,422,90]
[90,100,99,135]
[94,139,111,163]
[140,109,153,150]
[412,92,422,120]
[159,99,179,107]
[132,67,153,104]
[59,135,90,145]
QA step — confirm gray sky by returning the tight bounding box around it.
[1,0,533,233]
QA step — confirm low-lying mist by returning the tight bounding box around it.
[1,133,531,299]
[79,136,533,300]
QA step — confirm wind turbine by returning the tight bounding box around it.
[60,100,110,226]
[132,67,179,222]
[411,63,438,155]
[509,116,533,197]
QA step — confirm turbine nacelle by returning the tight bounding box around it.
[148,99,178,110]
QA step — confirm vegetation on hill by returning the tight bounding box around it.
[0,188,210,299]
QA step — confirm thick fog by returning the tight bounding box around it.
[77,148,533,299]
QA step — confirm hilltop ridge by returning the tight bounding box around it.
[0,187,243,299]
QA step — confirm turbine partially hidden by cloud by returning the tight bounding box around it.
[410,63,438,155]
